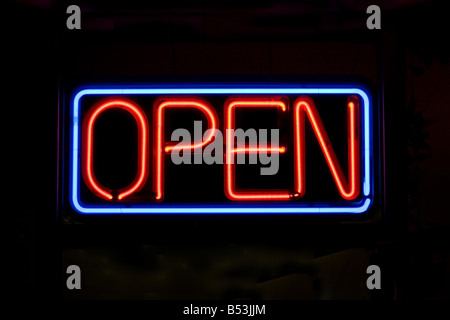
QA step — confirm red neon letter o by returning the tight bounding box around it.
[82,98,149,200]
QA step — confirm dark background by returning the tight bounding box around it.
[7,0,450,307]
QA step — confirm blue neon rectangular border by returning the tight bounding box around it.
[69,85,373,214]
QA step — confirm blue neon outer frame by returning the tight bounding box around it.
[69,84,374,215]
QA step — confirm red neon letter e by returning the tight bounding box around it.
[224,98,290,201]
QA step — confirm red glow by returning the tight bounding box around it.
[224,98,290,201]
[231,147,286,154]
[154,97,219,200]
[82,98,149,200]
[294,96,360,200]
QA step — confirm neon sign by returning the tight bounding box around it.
[67,84,374,215]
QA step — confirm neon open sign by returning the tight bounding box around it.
[68,84,374,215]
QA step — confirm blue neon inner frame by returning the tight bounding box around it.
[69,84,374,214]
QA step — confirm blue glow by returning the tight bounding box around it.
[69,85,374,215]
